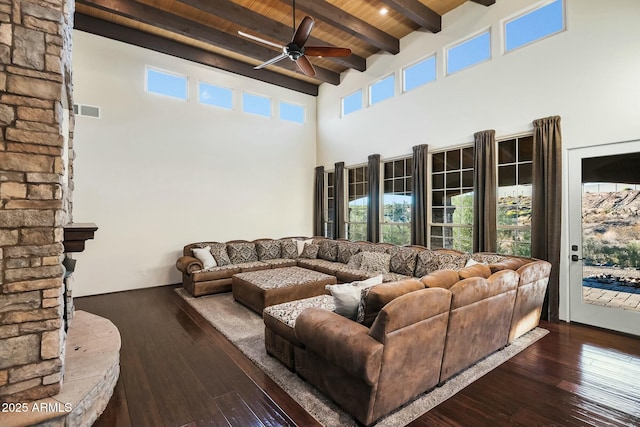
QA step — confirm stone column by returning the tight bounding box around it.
[0,0,74,403]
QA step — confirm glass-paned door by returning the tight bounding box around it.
[568,141,640,336]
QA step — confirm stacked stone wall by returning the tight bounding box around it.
[0,0,73,404]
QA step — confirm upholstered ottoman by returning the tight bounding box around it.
[232,266,336,314]
[263,295,336,370]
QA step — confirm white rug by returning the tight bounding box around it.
[176,288,549,427]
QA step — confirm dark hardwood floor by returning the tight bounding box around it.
[75,285,640,427]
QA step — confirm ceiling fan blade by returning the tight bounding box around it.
[238,31,284,50]
[254,53,289,70]
[295,55,316,77]
[292,16,314,48]
[304,46,352,57]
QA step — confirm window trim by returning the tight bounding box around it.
[368,73,396,107]
[402,53,437,93]
[502,0,566,54]
[444,28,492,76]
[241,91,272,118]
[145,66,189,101]
[197,80,233,110]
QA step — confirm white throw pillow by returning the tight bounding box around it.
[296,238,314,256]
[465,258,485,267]
[326,275,383,319]
[193,246,217,269]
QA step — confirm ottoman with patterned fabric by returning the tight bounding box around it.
[263,295,336,370]
[232,266,336,314]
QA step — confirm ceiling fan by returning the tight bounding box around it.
[238,0,352,77]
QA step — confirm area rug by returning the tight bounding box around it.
[176,288,548,426]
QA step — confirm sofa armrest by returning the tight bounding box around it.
[295,308,383,386]
[176,256,203,274]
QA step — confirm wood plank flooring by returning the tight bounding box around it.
[75,285,640,427]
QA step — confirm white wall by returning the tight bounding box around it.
[316,0,640,320]
[71,31,317,296]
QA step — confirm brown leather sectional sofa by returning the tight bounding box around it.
[285,260,551,425]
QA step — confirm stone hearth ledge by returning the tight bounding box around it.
[1,311,121,427]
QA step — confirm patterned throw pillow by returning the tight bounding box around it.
[255,240,281,260]
[359,252,391,273]
[337,241,361,264]
[279,239,298,259]
[299,243,319,259]
[227,242,258,264]
[209,242,231,266]
[347,252,364,269]
[318,240,339,261]
[387,247,419,276]
[471,253,506,264]
[415,249,470,277]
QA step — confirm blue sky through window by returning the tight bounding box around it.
[505,0,564,52]
[342,90,362,116]
[370,75,395,105]
[279,101,305,124]
[146,68,188,100]
[242,92,271,117]
[403,55,436,92]
[199,82,232,110]
[447,31,491,75]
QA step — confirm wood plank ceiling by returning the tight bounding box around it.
[74,0,495,96]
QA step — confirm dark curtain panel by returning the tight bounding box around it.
[313,166,324,237]
[333,162,346,239]
[473,130,497,252]
[367,154,381,243]
[411,144,429,246]
[531,116,562,322]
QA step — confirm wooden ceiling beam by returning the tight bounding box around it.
[178,0,366,72]
[282,0,400,54]
[75,0,340,85]
[470,0,496,6]
[74,13,319,96]
[380,0,441,33]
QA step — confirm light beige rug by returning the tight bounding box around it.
[176,288,549,427]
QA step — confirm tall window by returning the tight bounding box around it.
[347,165,368,241]
[430,147,474,251]
[325,171,335,239]
[381,158,412,245]
[497,135,533,256]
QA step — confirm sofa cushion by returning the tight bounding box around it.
[261,258,298,268]
[360,252,391,273]
[347,252,364,269]
[192,264,240,281]
[264,294,336,330]
[300,243,319,259]
[318,239,339,261]
[387,247,419,276]
[471,253,506,264]
[415,249,469,277]
[192,246,217,269]
[326,275,384,319]
[382,272,413,282]
[255,240,281,260]
[209,242,231,266]
[279,239,298,259]
[337,241,362,264]
[227,242,259,263]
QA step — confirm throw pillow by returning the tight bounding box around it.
[416,250,470,276]
[337,241,361,264]
[209,242,231,266]
[280,239,298,259]
[318,240,339,261]
[465,258,482,267]
[256,240,281,260]
[326,275,384,320]
[299,243,319,259]
[359,252,391,273]
[296,238,314,256]
[192,246,217,270]
[387,247,419,276]
[471,253,506,264]
[347,252,364,269]
[227,242,259,264]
